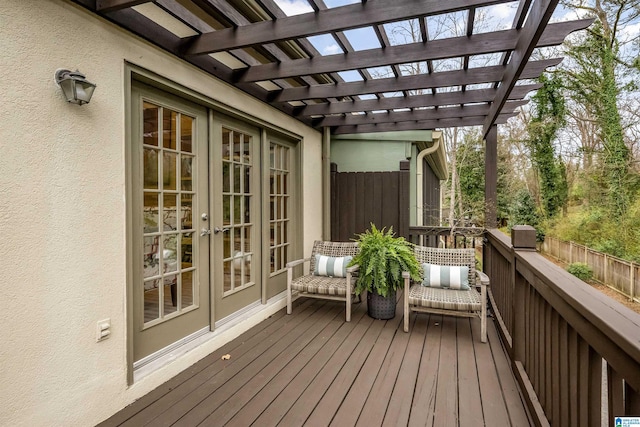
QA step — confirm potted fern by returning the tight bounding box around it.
[350,224,422,319]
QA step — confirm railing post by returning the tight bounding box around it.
[512,226,536,364]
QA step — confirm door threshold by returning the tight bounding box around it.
[133,291,287,383]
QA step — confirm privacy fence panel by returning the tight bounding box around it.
[330,162,409,242]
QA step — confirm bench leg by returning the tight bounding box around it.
[403,276,410,332]
[481,284,487,343]
[287,268,293,315]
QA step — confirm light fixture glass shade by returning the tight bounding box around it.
[55,69,96,105]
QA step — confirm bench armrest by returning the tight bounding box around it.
[286,257,310,269]
[346,264,360,273]
[476,270,490,286]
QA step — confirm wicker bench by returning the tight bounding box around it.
[403,245,490,342]
[286,240,360,321]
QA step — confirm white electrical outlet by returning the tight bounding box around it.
[96,319,111,342]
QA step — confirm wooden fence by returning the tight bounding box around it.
[485,229,640,427]
[542,236,639,303]
[330,162,409,242]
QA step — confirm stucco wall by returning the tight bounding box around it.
[330,140,408,172]
[0,1,322,425]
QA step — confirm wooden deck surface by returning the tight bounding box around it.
[100,295,531,426]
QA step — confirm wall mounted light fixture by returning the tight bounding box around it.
[55,69,96,105]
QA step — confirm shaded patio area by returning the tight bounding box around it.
[100,295,530,426]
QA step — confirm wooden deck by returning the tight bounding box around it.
[101,295,531,426]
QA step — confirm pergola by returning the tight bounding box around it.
[76,0,591,224]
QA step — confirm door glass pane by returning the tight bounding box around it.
[223,195,231,226]
[144,193,159,233]
[144,148,159,190]
[164,194,178,231]
[163,109,177,149]
[144,236,159,278]
[234,196,241,225]
[144,282,160,322]
[222,162,230,193]
[223,261,232,292]
[233,164,241,193]
[181,232,193,267]
[244,226,251,252]
[181,115,193,153]
[163,235,178,273]
[181,194,193,231]
[233,132,241,161]
[269,142,291,273]
[222,129,230,160]
[181,270,194,309]
[181,155,193,191]
[244,257,251,286]
[141,101,199,326]
[143,102,159,147]
[221,126,254,295]
[163,152,177,191]
[164,278,177,316]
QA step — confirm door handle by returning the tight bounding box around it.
[200,228,212,236]
[214,226,231,234]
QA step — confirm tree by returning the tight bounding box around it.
[561,0,640,218]
[525,73,568,218]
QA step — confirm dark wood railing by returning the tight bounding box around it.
[408,226,484,249]
[485,228,640,427]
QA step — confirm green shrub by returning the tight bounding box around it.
[567,263,593,281]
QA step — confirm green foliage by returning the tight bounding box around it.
[567,263,593,281]
[548,196,640,262]
[526,73,567,219]
[457,132,486,223]
[508,189,545,242]
[564,19,633,218]
[450,129,518,226]
[350,224,422,297]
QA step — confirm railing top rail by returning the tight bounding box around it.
[409,226,485,237]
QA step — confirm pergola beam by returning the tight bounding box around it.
[185,0,515,55]
[316,100,528,127]
[234,20,590,83]
[271,58,562,102]
[298,84,540,116]
[331,113,518,134]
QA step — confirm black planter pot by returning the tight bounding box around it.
[367,290,396,320]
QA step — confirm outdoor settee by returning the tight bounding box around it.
[286,240,360,321]
[403,245,490,342]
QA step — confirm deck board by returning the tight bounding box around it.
[100,294,532,427]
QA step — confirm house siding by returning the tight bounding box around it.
[0,1,322,426]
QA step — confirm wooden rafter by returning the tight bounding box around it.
[317,100,528,127]
[298,84,541,117]
[331,113,518,134]
[271,58,562,102]
[185,0,516,55]
[234,20,590,83]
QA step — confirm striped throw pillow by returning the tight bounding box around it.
[314,255,353,278]
[422,263,470,290]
